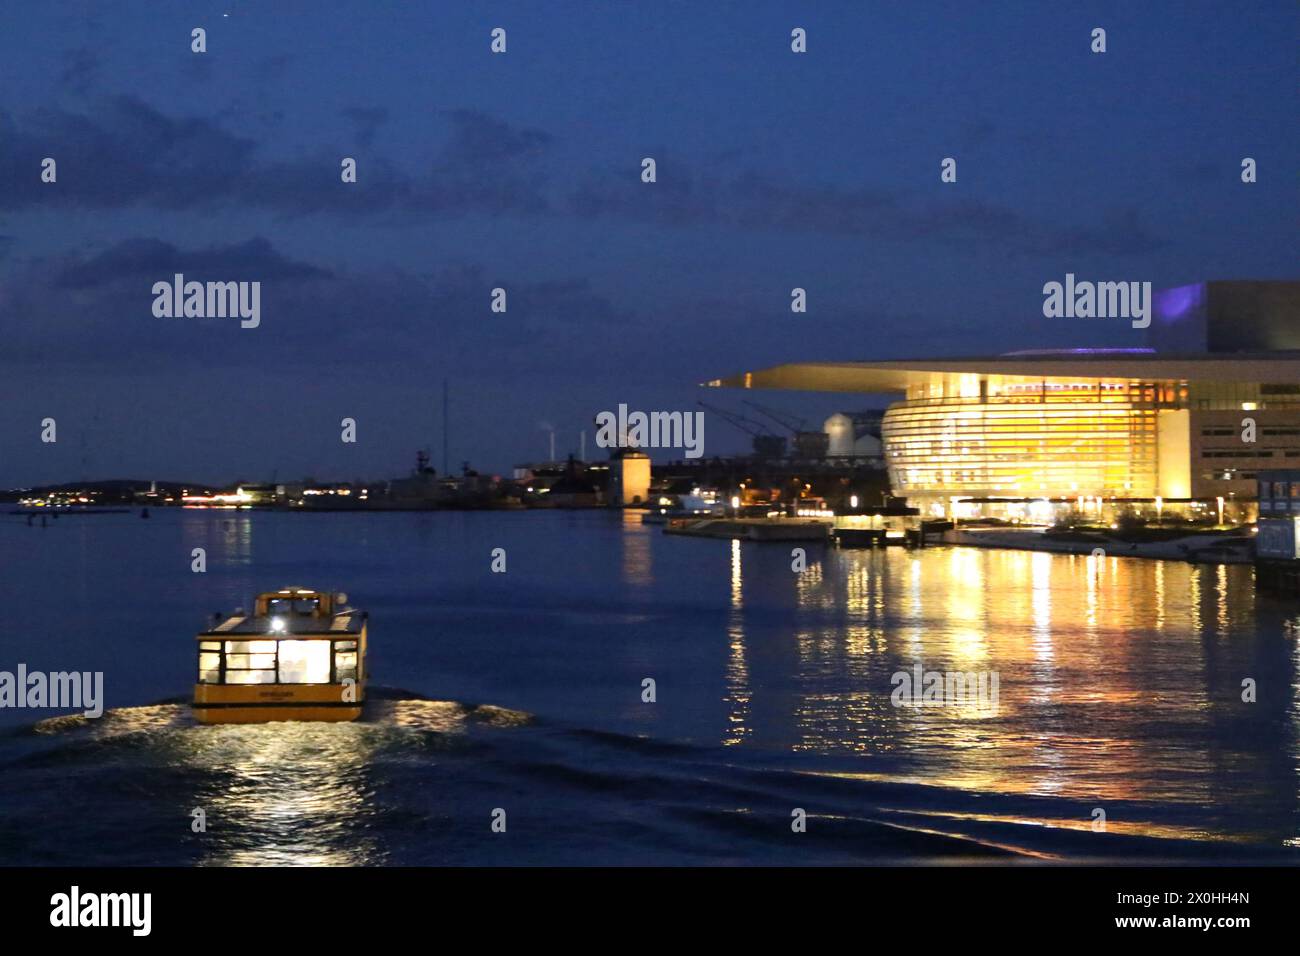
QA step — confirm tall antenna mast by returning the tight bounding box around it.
[442,378,449,474]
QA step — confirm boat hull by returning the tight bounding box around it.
[192,683,363,724]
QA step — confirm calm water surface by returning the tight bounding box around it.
[1,509,1297,864]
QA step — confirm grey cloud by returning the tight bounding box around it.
[54,237,331,290]
[570,159,1167,255]
[58,47,101,96]
[0,96,1167,255]
[0,237,630,376]
[0,98,551,219]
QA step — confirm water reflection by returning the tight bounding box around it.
[183,511,254,568]
[188,722,382,866]
[723,539,751,746]
[727,543,1297,842]
[619,509,653,586]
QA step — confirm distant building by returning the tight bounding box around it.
[609,449,651,506]
[823,412,884,460]
[709,280,1300,521]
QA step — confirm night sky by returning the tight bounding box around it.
[1,1,1296,487]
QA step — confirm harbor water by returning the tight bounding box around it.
[0,508,1297,865]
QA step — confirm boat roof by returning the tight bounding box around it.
[198,611,364,638]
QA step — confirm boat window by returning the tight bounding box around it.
[226,653,276,670]
[225,640,277,655]
[198,652,221,683]
[201,636,356,686]
[267,598,320,616]
[278,640,332,684]
[334,649,358,681]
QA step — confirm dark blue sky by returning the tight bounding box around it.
[1,1,1296,486]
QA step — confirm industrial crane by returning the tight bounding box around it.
[696,401,788,459]
[742,400,830,459]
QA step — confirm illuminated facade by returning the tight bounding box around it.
[881,375,1174,503]
[709,281,1300,519]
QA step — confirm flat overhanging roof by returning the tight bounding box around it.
[704,352,1300,394]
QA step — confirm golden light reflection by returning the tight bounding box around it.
[727,543,1271,841]
[1153,559,1166,631]
[722,538,750,746]
[35,700,537,866]
[1028,551,1056,709]
[620,509,653,586]
[1188,565,1203,634]
[192,722,380,866]
[1215,563,1229,636]
[944,548,987,665]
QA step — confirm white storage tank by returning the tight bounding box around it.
[825,413,883,458]
[824,413,856,458]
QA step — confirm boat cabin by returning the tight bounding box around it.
[192,587,367,724]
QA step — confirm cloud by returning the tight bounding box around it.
[0,237,631,375]
[0,96,1168,255]
[58,47,101,96]
[570,158,1167,255]
[417,109,553,216]
[53,237,331,290]
[1042,206,1171,256]
[438,109,551,166]
[0,96,260,211]
[0,98,552,219]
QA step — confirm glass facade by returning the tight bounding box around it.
[882,376,1182,503]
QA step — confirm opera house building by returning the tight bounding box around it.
[710,281,1300,521]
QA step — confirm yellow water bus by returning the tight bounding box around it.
[193,587,367,724]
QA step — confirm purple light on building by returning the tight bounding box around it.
[1149,282,1208,351]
